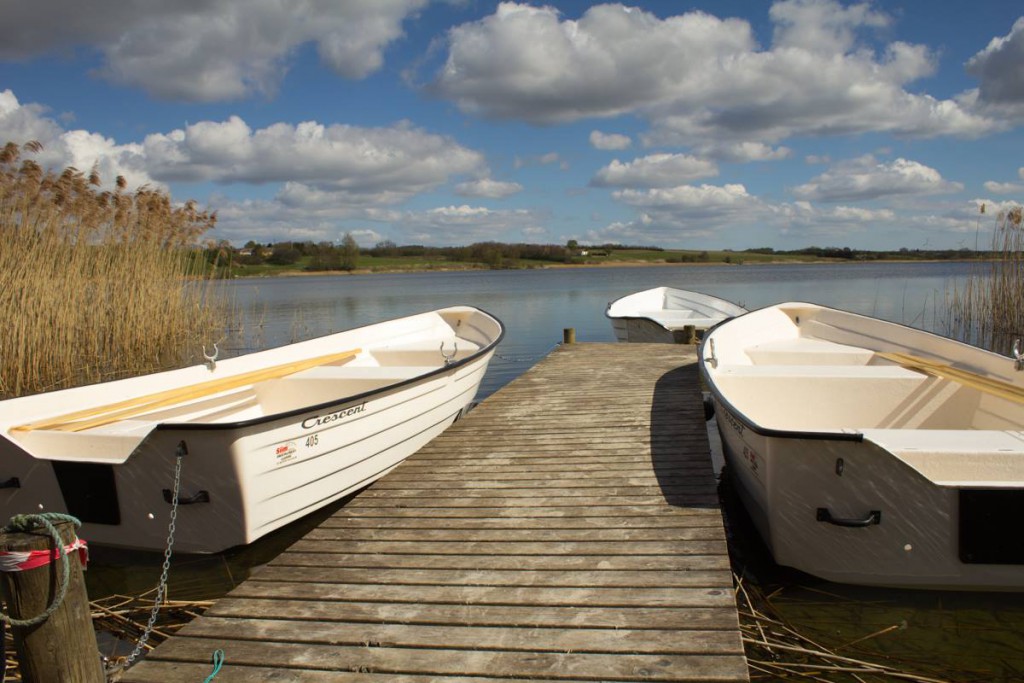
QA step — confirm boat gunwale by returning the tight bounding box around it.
[152,305,505,433]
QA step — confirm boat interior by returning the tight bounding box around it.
[639,309,731,330]
[255,341,481,414]
[708,308,1022,435]
[6,337,485,463]
[710,331,1024,486]
[714,340,978,431]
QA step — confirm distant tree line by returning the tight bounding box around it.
[202,237,994,277]
[743,246,987,260]
[203,238,678,274]
[220,234,361,271]
[363,240,658,266]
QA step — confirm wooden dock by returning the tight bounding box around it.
[122,343,749,682]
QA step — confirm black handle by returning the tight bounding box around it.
[0,477,20,489]
[163,488,210,505]
[816,507,881,527]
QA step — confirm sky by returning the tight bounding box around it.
[1,0,1023,251]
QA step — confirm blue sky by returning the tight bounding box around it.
[1,0,1022,251]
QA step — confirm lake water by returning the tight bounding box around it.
[87,261,1024,680]
[219,261,973,400]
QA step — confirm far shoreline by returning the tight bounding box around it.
[226,256,987,279]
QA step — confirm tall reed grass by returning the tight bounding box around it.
[0,141,224,398]
[945,204,1024,354]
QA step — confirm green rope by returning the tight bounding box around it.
[0,513,82,627]
[203,649,225,682]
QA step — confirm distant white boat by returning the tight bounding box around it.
[0,306,504,553]
[606,287,747,343]
[700,301,1024,590]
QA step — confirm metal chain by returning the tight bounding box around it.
[122,442,185,669]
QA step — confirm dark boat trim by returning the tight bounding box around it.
[154,306,505,433]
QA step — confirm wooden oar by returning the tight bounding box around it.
[877,351,1024,405]
[12,348,362,433]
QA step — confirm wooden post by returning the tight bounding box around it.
[563,328,576,344]
[0,521,104,682]
[682,325,697,345]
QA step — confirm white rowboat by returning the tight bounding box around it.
[700,302,1024,590]
[0,306,504,553]
[606,287,747,343]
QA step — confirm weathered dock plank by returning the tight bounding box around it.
[122,343,748,682]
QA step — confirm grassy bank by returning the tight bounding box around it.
[0,142,223,399]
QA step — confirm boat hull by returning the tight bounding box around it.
[702,302,1024,590]
[607,287,746,343]
[609,317,679,344]
[0,307,502,553]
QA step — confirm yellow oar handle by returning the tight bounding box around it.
[878,351,1024,405]
[12,348,362,433]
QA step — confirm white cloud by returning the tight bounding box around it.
[592,183,773,245]
[791,155,963,202]
[589,130,632,150]
[690,141,791,163]
[142,117,483,203]
[383,204,547,244]
[0,90,63,147]
[454,177,523,198]
[613,183,764,218]
[0,89,156,189]
[830,205,896,222]
[212,197,350,244]
[521,225,548,238]
[966,17,1024,106]
[591,154,718,188]
[0,99,483,202]
[1,88,493,245]
[275,182,415,210]
[592,173,979,248]
[766,200,898,239]
[348,229,386,247]
[0,1,428,101]
[983,180,1024,195]
[432,3,755,124]
[430,1,1002,142]
[769,0,890,54]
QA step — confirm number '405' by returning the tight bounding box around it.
[305,434,319,448]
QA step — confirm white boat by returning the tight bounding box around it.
[700,302,1024,590]
[606,287,747,343]
[0,306,504,553]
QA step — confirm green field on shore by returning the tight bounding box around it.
[224,245,983,278]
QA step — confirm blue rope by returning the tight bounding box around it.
[0,513,82,627]
[203,649,225,682]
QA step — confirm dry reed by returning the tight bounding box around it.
[945,205,1024,354]
[735,573,956,683]
[1,591,212,680]
[0,141,224,399]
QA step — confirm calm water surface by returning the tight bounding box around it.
[89,262,1024,680]
[219,261,973,398]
